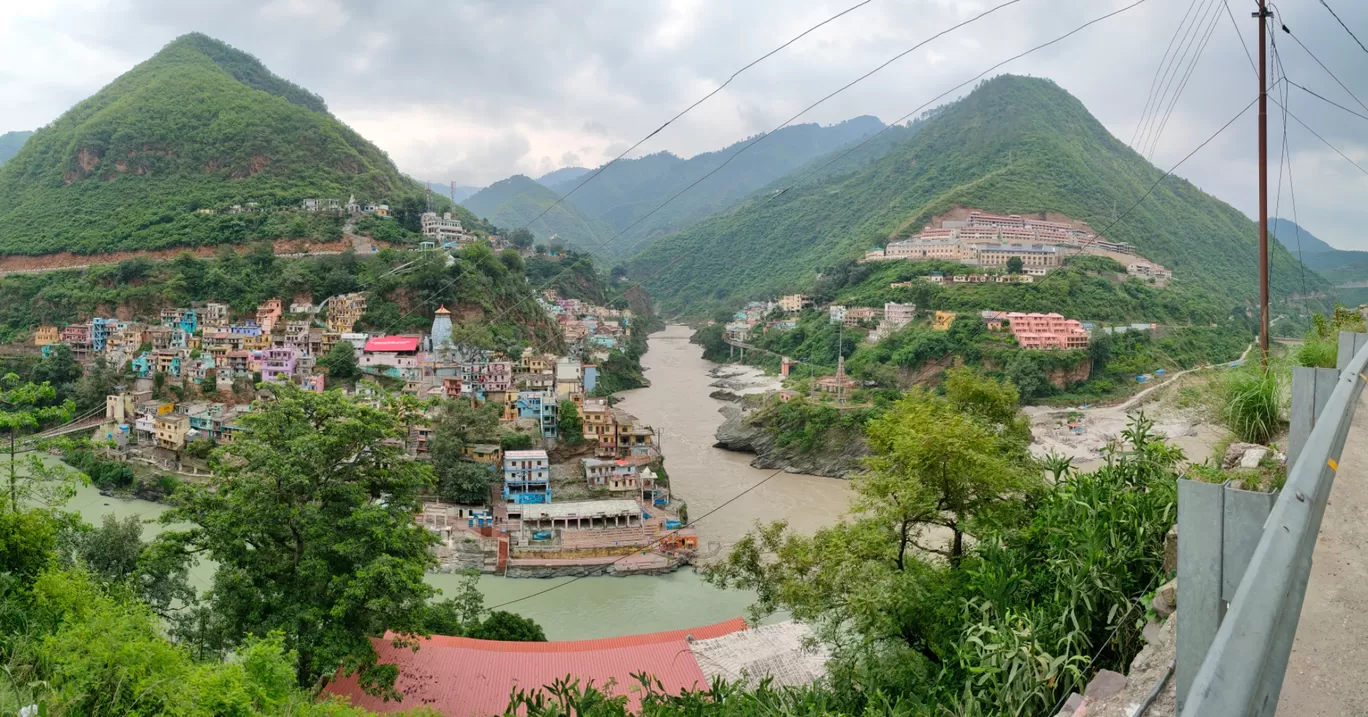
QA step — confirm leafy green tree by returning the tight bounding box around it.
[501,432,534,451]
[508,227,535,249]
[319,340,359,383]
[160,384,439,690]
[430,398,502,504]
[0,375,77,510]
[75,356,123,410]
[558,400,584,445]
[1006,256,1024,274]
[436,460,498,505]
[469,611,547,642]
[32,343,83,392]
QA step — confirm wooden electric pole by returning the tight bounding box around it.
[1256,0,1271,366]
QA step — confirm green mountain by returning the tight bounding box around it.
[0,131,33,166]
[461,174,617,254]
[551,116,887,255]
[537,167,590,187]
[628,75,1327,316]
[0,33,431,256]
[1270,217,1368,288]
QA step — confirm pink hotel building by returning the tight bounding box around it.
[1005,312,1090,350]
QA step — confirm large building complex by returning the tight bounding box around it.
[1004,312,1090,350]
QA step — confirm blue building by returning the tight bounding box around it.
[90,317,113,352]
[502,449,551,504]
[516,390,559,439]
[583,365,599,395]
[131,353,154,378]
[178,309,198,335]
[230,321,263,337]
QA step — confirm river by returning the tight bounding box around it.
[64,324,852,640]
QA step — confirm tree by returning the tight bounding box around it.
[508,227,535,249]
[75,356,123,411]
[319,340,359,383]
[469,611,547,642]
[557,400,584,445]
[1006,256,1024,274]
[416,570,546,641]
[159,384,439,690]
[32,344,83,394]
[500,432,534,451]
[610,264,628,281]
[0,375,77,510]
[429,398,503,504]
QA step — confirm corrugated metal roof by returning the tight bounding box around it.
[322,619,747,716]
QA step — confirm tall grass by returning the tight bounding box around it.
[1295,339,1337,369]
[1219,362,1284,445]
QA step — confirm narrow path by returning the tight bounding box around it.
[1278,390,1368,715]
[1030,343,1252,417]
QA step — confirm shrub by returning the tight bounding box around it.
[1219,363,1284,444]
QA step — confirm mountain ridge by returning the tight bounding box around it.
[0,131,34,167]
[461,175,617,255]
[627,75,1326,316]
[0,33,436,255]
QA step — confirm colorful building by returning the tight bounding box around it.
[1005,312,1090,350]
[502,449,551,505]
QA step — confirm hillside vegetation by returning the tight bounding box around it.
[461,175,617,255]
[0,33,433,256]
[629,75,1326,316]
[0,130,33,166]
[1271,217,1368,288]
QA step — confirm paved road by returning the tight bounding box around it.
[1278,389,1368,715]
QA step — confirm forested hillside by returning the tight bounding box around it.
[0,130,33,166]
[552,116,886,255]
[0,33,433,256]
[629,75,1326,316]
[536,166,590,187]
[462,175,617,255]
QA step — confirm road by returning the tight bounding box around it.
[1029,343,1253,418]
[1278,389,1368,715]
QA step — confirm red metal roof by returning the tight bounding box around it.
[322,618,747,715]
[363,335,422,353]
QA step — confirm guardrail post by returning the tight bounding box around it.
[1289,367,1340,468]
[1222,485,1277,603]
[1177,479,1224,708]
[1337,330,1368,372]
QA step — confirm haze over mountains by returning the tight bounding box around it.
[0,131,34,167]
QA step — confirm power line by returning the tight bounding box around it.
[1270,34,1308,300]
[1131,0,1205,147]
[1222,0,1258,76]
[432,0,1049,338]
[362,0,1030,345]
[1143,0,1225,159]
[1271,95,1368,177]
[484,465,788,611]
[514,0,878,239]
[1136,0,1221,158]
[1315,0,1368,57]
[1279,23,1368,114]
[1036,94,1261,284]
[1288,80,1368,122]
[761,0,1158,211]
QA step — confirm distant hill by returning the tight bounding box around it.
[461,175,616,255]
[1270,217,1368,288]
[628,75,1326,316]
[537,167,590,187]
[550,116,887,256]
[1270,217,1338,254]
[0,131,33,167]
[0,33,444,256]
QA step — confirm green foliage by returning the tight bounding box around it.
[464,176,617,257]
[160,384,439,691]
[320,339,360,382]
[430,398,503,505]
[630,75,1325,316]
[500,432,535,451]
[1219,362,1284,445]
[61,446,135,490]
[558,400,585,445]
[704,415,1179,716]
[0,33,473,256]
[1296,305,1366,368]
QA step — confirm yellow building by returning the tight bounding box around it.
[34,326,59,347]
[932,311,957,331]
[155,413,190,451]
[461,444,504,466]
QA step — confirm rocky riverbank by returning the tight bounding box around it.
[713,401,868,479]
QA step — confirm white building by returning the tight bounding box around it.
[421,212,472,245]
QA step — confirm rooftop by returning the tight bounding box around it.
[323,619,749,715]
[362,335,422,352]
[521,499,642,520]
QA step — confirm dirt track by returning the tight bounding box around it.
[0,234,374,276]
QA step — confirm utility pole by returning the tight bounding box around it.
[1256,1,1271,366]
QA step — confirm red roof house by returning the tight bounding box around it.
[322,618,748,715]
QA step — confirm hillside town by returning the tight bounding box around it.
[39,284,687,579]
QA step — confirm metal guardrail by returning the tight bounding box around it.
[1178,331,1368,715]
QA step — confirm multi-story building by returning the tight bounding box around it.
[1127,262,1173,282]
[420,212,472,245]
[884,302,915,328]
[842,307,878,328]
[201,302,231,330]
[1005,312,1090,350]
[515,390,559,439]
[972,243,1060,270]
[327,293,367,333]
[778,294,813,313]
[460,353,514,398]
[581,458,640,493]
[155,413,190,451]
[503,449,551,505]
[256,299,283,334]
[260,347,299,384]
[61,323,90,346]
[33,326,59,347]
[555,357,583,398]
[360,336,425,381]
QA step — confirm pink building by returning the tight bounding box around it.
[256,299,284,334]
[1005,312,1090,350]
[360,336,425,381]
[260,346,299,384]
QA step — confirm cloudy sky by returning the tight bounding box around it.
[3,0,1365,248]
